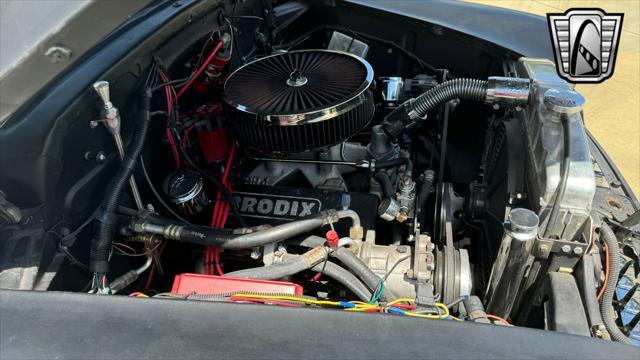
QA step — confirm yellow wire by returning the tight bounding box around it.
[345,307,375,312]
[231,294,453,320]
[387,297,416,306]
[385,299,450,319]
[349,301,372,306]
[231,293,343,306]
[403,303,450,319]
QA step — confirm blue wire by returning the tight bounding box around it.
[387,307,405,315]
[339,301,356,308]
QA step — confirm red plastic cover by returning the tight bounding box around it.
[171,273,303,295]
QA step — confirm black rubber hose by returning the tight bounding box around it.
[374,171,394,198]
[228,254,372,302]
[310,261,373,302]
[89,89,151,274]
[599,223,632,345]
[294,236,395,300]
[331,247,396,300]
[170,226,236,246]
[545,114,571,238]
[412,78,487,118]
[575,253,607,334]
[383,78,487,138]
[144,213,329,249]
[376,157,412,171]
[416,169,435,228]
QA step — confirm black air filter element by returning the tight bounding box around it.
[224,50,374,153]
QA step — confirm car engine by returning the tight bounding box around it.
[1,1,638,348]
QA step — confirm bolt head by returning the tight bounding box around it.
[405,269,414,278]
[573,247,584,256]
[96,152,107,163]
[561,245,572,254]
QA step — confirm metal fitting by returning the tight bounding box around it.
[349,226,364,240]
[92,81,120,134]
[380,77,404,107]
[485,76,531,108]
[321,209,340,224]
[378,198,401,222]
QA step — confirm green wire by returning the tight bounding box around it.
[368,280,385,304]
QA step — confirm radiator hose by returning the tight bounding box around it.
[225,245,373,302]
[135,209,363,250]
[382,77,530,138]
[599,223,633,345]
[89,89,151,275]
[294,236,396,300]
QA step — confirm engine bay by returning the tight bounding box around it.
[1,0,638,347]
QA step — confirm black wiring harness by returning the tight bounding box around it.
[88,86,151,293]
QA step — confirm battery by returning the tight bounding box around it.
[171,273,303,295]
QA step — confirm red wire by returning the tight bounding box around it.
[166,129,180,169]
[176,40,224,99]
[597,242,610,301]
[157,69,180,169]
[181,125,197,149]
[214,144,235,275]
[485,314,511,325]
[206,143,236,275]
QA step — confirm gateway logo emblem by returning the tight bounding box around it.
[547,8,623,83]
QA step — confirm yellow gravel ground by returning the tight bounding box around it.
[466,0,639,196]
